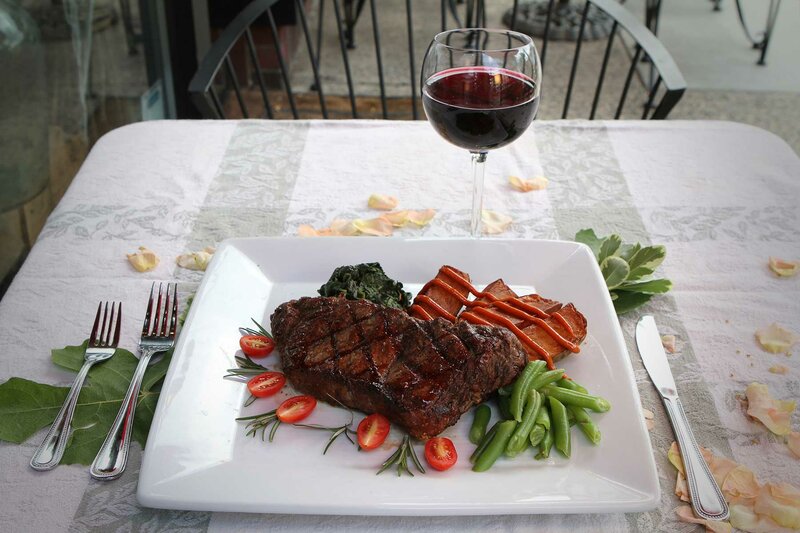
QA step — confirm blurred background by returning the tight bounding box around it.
[1,0,798,295]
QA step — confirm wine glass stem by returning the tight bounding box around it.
[470,151,488,237]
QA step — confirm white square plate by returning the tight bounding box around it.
[138,237,659,515]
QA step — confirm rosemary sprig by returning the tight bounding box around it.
[237,409,281,442]
[294,423,357,454]
[376,434,425,477]
[239,318,274,339]
[224,354,269,378]
[293,408,357,454]
[243,394,257,407]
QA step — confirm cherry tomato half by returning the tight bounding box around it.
[276,395,317,423]
[357,414,390,450]
[424,437,457,471]
[247,372,286,398]
[240,334,275,358]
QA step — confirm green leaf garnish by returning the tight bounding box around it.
[0,341,171,464]
[576,229,672,315]
[598,234,622,264]
[574,228,604,260]
[600,256,630,289]
[626,246,666,279]
[610,290,654,315]
[318,263,412,309]
[616,278,672,294]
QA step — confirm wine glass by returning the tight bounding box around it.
[421,29,541,237]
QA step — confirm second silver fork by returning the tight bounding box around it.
[30,302,121,471]
[90,283,178,480]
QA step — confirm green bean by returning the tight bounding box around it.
[504,437,530,458]
[506,389,542,454]
[497,393,512,420]
[473,420,517,472]
[529,368,566,391]
[528,424,545,447]
[540,385,611,413]
[557,378,588,394]
[469,404,492,444]
[569,406,601,445]
[509,361,546,422]
[534,402,551,430]
[549,396,571,458]
[470,421,500,463]
[535,426,553,460]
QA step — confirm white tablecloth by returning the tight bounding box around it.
[1,120,798,532]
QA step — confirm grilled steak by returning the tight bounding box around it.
[271,296,527,439]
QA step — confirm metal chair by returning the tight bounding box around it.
[189,0,420,120]
[190,0,684,121]
[505,0,685,119]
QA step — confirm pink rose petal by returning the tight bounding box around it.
[768,257,799,277]
[661,334,676,353]
[745,382,796,436]
[126,246,159,272]
[668,441,684,475]
[405,209,436,226]
[721,465,760,503]
[755,323,798,354]
[482,210,513,235]
[330,219,360,236]
[675,472,690,502]
[368,194,399,211]
[352,217,394,237]
[381,210,409,227]
[769,365,789,375]
[788,432,800,459]
[729,504,790,533]
[675,505,732,532]
[754,483,800,530]
[509,175,548,192]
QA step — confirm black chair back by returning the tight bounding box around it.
[504,0,685,119]
[189,0,420,120]
[190,0,685,120]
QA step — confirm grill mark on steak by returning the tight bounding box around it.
[272,296,527,439]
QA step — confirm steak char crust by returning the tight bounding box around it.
[271,296,527,439]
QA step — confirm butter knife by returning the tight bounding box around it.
[636,315,729,521]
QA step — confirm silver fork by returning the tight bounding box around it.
[90,283,177,480]
[30,302,121,471]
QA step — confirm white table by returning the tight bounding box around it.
[1,120,798,532]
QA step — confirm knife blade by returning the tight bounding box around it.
[636,316,677,398]
[636,315,729,521]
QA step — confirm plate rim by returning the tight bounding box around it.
[138,236,660,514]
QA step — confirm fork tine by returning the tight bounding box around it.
[159,287,170,336]
[104,302,115,346]
[99,302,110,346]
[113,302,122,346]
[152,283,164,336]
[89,302,103,345]
[169,284,178,338]
[142,283,156,337]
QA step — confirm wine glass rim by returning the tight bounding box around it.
[432,28,533,52]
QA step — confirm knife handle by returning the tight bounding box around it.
[662,396,729,521]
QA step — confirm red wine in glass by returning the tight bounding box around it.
[421,29,541,236]
[423,66,539,152]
